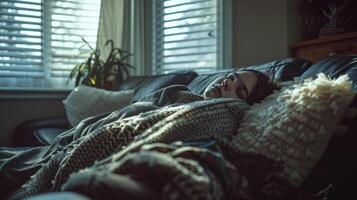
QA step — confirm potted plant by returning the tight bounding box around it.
[68,38,133,90]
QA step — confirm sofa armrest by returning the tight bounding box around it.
[12,117,70,147]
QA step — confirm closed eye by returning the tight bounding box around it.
[232,73,249,99]
[225,73,234,81]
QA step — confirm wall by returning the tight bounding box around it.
[231,0,302,68]
[0,91,68,146]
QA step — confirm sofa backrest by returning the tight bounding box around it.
[117,57,313,99]
[241,57,312,81]
[300,55,357,92]
[117,71,198,102]
[117,56,357,100]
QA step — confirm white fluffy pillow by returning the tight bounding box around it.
[63,85,134,126]
[234,73,355,186]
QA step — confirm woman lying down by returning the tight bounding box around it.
[0,70,311,200]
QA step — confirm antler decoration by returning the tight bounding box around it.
[322,0,348,28]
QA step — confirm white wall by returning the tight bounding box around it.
[231,0,302,68]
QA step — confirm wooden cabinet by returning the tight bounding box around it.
[291,32,357,63]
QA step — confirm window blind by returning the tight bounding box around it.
[0,0,101,88]
[153,0,221,74]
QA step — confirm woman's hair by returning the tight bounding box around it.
[239,69,278,104]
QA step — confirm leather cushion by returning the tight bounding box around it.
[33,127,67,145]
[241,57,312,81]
[118,71,198,102]
[300,55,357,91]
[12,117,70,147]
[187,70,233,95]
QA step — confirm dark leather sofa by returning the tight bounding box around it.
[12,57,314,147]
[12,55,357,199]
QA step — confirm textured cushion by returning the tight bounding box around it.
[63,85,134,126]
[234,73,355,186]
[302,110,357,197]
[118,71,198,102]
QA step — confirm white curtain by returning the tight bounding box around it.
[96,0,125,60]
[130,0,150,76]
[96,0,149,76]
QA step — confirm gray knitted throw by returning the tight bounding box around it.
[10,94,249,199]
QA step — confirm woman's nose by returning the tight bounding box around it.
[222,79,231,89]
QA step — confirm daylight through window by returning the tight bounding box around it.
[0,0,101,88]
[153,0,221,74]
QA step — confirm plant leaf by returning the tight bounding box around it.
[81,37,95,51]
[69,38,133,89]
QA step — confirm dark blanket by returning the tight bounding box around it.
[0,85,189,198]
[0,85,313,200]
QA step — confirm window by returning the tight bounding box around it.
[0,0,101,89]
[152,0,222,74]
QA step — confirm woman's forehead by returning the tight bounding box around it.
[233,71,255,76]
[236,71,260,79]
[234,71,259,94]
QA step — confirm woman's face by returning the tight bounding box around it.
[203,71,259,101]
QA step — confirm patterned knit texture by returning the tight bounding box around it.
[10,94,249,200]
[106,143,233,200]
[234,74,355,186]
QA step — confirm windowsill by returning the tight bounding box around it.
[0,87,72,100]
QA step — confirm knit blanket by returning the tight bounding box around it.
[9,91,250,199]
[6,88,313,200]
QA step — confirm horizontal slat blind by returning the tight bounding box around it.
[49,0,100,83]
[0,0,101,88]
[0,0,44,82]
[153,0,219,74]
